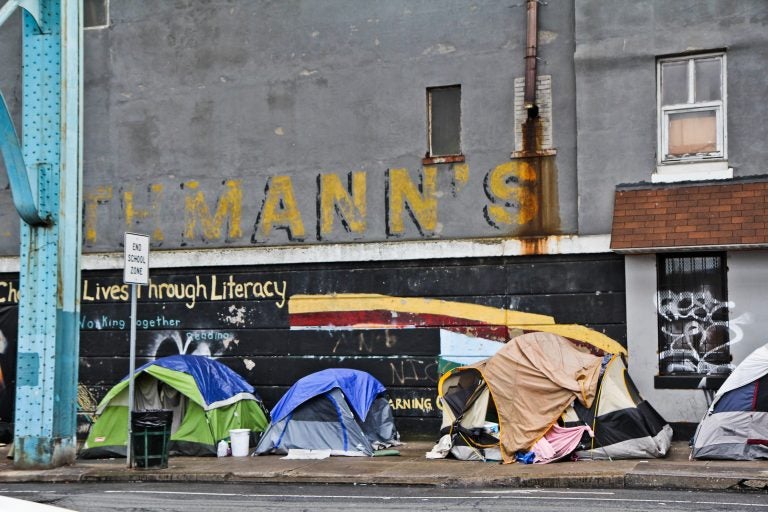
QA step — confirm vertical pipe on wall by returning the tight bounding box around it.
[514,0,561,236]
[524,0,539,115]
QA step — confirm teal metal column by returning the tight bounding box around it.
[0,0,82,469]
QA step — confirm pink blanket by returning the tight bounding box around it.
[532,424,593,464]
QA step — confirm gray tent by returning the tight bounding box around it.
[692,343,768,460]
[254,369,399,456]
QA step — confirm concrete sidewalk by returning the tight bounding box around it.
[1,441,766,492]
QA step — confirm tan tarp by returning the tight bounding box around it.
[473,332,602,463]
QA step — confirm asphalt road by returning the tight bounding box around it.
[1,483,767,512]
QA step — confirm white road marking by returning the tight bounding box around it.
[0,491,56,494]
[102,490,768,507]
[472,489,616,495]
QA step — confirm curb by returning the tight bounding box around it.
[4,469,766,492]
[2,440,767,493]
[625,472,768,492]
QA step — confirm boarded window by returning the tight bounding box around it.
[667,110,717,156]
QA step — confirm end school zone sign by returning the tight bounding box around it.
[124,232,150,285]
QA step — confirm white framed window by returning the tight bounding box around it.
[655,53,729,181]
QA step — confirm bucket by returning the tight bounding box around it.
[229,429,251,457]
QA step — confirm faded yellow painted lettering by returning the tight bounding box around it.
[386,167,438,235]
[184,179,243,240]
[319,171,367,236]
[453,162,469,194]
[124,183,165,241]
[84,186,113,243]
[0,221,12,238]
[257,175,305,240]
[483,161,538,227]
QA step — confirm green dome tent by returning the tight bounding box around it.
[80,355,269,458]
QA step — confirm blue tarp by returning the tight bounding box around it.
[270,368,386,423]
[126,355,256,407]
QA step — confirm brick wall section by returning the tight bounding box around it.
[514,75,553,152]
[610,177,768,252]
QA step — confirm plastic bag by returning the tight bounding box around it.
[132,410,172,429]
[515,450,535,464]
[217,439,230,457]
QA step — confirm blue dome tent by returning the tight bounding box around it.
[255,368,399,456]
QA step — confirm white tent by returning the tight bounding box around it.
[692,343,768,460]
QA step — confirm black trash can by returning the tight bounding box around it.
[131,410,172,469]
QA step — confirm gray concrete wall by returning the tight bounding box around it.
[727,251,768,364]
[626,251,768,423]
[575,0,768,234]
[0,11,21,249]
[0,0,579,255]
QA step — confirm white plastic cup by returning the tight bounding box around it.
[229,429,250,457]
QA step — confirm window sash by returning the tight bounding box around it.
[657,53,726,165]
[661,103,723,160]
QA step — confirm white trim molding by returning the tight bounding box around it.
[0,235,612,272]
[652,161,733,183]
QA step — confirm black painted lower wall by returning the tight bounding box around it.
[0,253,626,442]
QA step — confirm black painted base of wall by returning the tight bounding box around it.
[670,422,697,443]
[655,375,727,390]
[1,253,627,444]
[394,417,441,441]
[0,421,11,444]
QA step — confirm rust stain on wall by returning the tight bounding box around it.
[511,115,561,237]
[510,154,560,236]
[519,236,548,256]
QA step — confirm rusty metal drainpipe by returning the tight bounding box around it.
[524,0,539,117]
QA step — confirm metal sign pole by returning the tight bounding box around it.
[127,282,137,468]
[123,232,150,469]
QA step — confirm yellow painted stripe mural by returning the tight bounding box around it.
[288,293,627,356]
[289,293,555,326]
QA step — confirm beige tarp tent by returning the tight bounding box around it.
[438,331,603,463]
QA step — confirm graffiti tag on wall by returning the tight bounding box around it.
[657,290,751,375]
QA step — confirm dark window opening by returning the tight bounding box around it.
[656,253,731,380]
[84,0,108,29]
[427,85,461,158]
